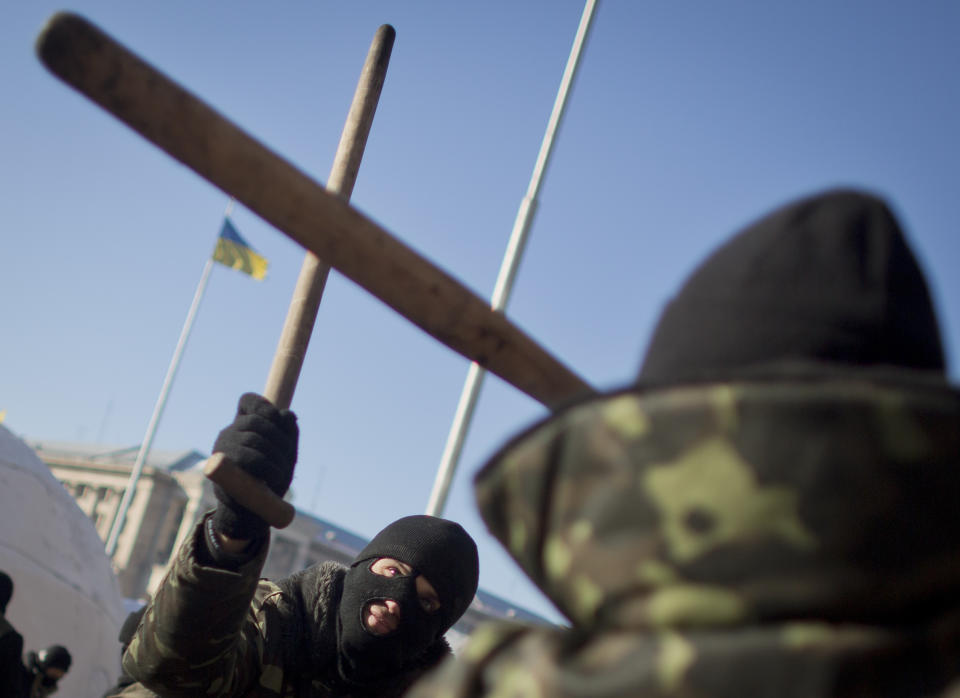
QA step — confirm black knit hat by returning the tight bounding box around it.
[353,515,479,631]
[638,189,946,384]
[38,645,71,672]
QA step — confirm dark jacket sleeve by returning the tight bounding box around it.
[122,514,269,697]
[0,622,25,698]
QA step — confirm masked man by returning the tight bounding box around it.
[23,645,71,698]
[124,394,479,697]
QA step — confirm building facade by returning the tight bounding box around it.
[29,439,548,644]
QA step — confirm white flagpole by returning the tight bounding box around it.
[425,0,599,516]
[105,201,233,556]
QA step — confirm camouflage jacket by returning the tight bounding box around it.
[409,377,960,697]
[102,682,158,698]
[124,517,449,697]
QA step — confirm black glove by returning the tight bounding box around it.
[211,392,299,541]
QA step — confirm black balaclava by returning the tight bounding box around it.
[336,515,479,683]
[638,189,946,383]
[38,645,71,672]
[0,572,11,615]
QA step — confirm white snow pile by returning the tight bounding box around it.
[0,425,124,696]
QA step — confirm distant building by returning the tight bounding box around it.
[28,439,549,646]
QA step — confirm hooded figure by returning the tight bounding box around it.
[408,189,960,697]
[122,391,479,697]
[124,503,478,696]
[24,645,71,698]
[335,515,479,684]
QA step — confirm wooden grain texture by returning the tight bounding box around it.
[37,12,594,411]
[264,24,395,411]
[202,25,396,530]
[203,453,296,529]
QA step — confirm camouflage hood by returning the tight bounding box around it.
[476,375,960,633]
[476,189,960,637]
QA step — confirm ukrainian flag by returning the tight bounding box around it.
[213,218,268,280]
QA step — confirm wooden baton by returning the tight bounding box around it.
[35,13,596,525]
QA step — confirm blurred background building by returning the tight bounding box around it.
[28,439,550,647]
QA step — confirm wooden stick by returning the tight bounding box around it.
[36,12,593,407]
[203,453,295,529]
[264,24,396,410]
[36,13,596,526]
[203,25,396,529]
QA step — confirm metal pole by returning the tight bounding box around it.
[105,247,218,556]
[425,0,598,516]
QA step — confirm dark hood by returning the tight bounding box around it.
[475,189,959,630]
[638,189,946,385]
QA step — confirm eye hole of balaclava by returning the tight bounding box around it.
[336,559,444,683]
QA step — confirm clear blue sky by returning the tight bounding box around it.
[2,2,958,623]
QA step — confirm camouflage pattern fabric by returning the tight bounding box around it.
[124,520,298,697]
[408,378,960,697]
[125,517,448,697]
[125,520,348,697]
[102,682,159,698]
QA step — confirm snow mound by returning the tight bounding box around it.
[0,425,124,696]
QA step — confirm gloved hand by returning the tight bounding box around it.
[211,392,299,541]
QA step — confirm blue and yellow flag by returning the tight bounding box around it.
[213,218,268,280]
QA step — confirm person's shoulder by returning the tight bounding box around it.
[251,578,286,623]
[102,681,161,698]
[255,561,346,613]
[404,622,558,698]
[0,616,22,649]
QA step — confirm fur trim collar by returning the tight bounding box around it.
[274,560,452,696]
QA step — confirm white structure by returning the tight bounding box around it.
[0,426,125,697]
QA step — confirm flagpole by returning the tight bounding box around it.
[425,0,598,516]
[105,205,230,556]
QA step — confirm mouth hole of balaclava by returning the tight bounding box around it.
[335,559,442,683]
